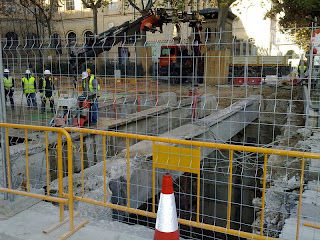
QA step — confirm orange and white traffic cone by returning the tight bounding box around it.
[154,173,179,240]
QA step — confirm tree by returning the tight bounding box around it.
[126,0,154,15]
[81,0,110,35]
[266,0,320,50]
[19,0,61,37]
[213,1,237,36]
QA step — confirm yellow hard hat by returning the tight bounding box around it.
[86,68,91,73]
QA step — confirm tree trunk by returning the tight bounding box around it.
[46,19,52,37]
[215,5,229,50]
[93,7,98,35]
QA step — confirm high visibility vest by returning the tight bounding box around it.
[22,76,36,93]
[83,75,100,92]
[299,65,307,72]
[42,77,52,90]
[3,76,13,88]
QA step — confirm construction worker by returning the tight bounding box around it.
[39,70,55,113]
[21,69,37,109]
[86,68,93,77]
[82,71,100,125]
[298,62,307,78]
[3,69,15,109]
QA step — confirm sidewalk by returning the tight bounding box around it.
[0,201,154,240]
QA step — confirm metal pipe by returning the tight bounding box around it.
[66,131,74,231]
[0,187,68,203]
[303,222,320,229]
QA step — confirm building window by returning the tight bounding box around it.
[66,0,75,11]
[108,0,118,10]
[84,31,94,44]
[67,32,77,46]
[5,32,18,48]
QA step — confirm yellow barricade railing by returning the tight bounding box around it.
[64,127,320,240]
[2,124,319,240]
[0,123,87,240]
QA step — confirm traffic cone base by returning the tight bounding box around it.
[154,229,179,240]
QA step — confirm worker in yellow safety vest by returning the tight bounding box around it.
[86,68,93,77]
[39,70,55,113]
[298,62,307,78]
[3,68,15,109]
[81,71,100,125]
[21,69,37,109]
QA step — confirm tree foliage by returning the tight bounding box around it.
[126,0,239,32]
[125,0,240,49]
[266,0,320,50]
[19,0,62,37]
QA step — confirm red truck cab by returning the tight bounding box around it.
[158,45,203,83]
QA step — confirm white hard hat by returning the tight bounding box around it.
[4,69,10,73]
[25,69,31,74]
[44,70,51,75]
[82,71,88,79]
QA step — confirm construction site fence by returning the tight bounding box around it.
[1,123,319,240]
[0,123,88,240]
[1,28,315,84]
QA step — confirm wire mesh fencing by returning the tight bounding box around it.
[0,26,320,240]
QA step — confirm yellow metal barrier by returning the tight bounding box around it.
[3,124,316,239]
[303,222,320,229]
[64,127,320,240]
[0,123,87,240]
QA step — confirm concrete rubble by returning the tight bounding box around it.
[252,127,320,238]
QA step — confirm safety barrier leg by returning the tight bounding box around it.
[41,130,88,239]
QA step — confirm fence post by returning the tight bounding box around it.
[0,36,11,201]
